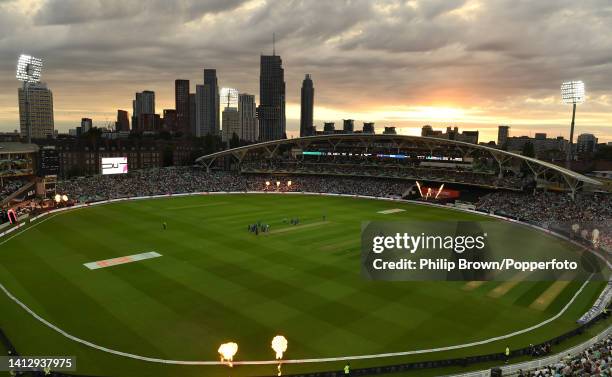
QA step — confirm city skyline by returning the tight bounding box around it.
[0,0,611,143]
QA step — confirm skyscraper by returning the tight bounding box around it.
[257,54,285,141]
[175,79,190,135]
[195,85,205,136]
[201,69,220,136]
[132,90,155,131]
[115,110,130,132]
[18,82,54,139]
[300,74,314,137]
[239,93,258,142]
[189,93,196,135]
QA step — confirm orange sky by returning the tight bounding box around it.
[0,0,610,143]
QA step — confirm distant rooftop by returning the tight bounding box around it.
[0,142,39,154]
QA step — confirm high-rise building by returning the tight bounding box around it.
[115,110,130,132]
[175,80,190,135]
[498,125,510,148]
[81,118,93,134]
[163,109,177,132]
[577,133,598,154]
[300,74,314,137]
[138,113,161,132]
[18,82,54,139]
[189,94,196,136]
[383,127,397,135]
[323,122,335,133]
[239,93,258,142]
[257,55,286,141]
[132,90,155,129]
[222,107,240,143]
[202,69,220,136]
[195,85,205,136]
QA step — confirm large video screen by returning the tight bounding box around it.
[101,157,128,175]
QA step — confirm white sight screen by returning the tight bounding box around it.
[101,157,128,175]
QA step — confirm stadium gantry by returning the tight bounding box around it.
[195,134,601,196]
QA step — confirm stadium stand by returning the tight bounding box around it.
[0,178,29,201]
[195,134,601,197]
[511,333,612,376]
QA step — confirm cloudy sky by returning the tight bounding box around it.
[0,0,611,143]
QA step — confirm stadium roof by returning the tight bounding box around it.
[196,134,601,188]
[0,142,39,154]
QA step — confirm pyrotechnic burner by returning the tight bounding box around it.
[218,342,238,368]
[415,181,423,198]
[271,335,288,376]
[435,184,444,199]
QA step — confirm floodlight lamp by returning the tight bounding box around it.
[16,54,43,83]
[561,81,585,104]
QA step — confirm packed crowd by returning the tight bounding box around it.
[241,160,528,190]
[476,191,612,250]
[0,178,29,202]
[476,191,612,224]
[516,334,612,377]
[56,167,410,201]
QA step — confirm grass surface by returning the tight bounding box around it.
[0,194,606,377]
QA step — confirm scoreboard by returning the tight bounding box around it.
[38,146,59,177]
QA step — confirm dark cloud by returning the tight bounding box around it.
[0,0,610,141]
[33,0,246,25]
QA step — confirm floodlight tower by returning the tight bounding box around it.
[16,54,43,144]
[220,87,238,108]
[561,81,585,169]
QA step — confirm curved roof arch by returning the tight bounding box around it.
[196,134,601,187]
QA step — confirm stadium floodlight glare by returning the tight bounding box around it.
[561,80,586,168]
[220,87,239,108]
[561,81,585,104]
[16,54,43,83]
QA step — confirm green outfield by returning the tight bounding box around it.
[0,194,607,377]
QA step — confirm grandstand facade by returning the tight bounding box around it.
[196,134,601,195]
